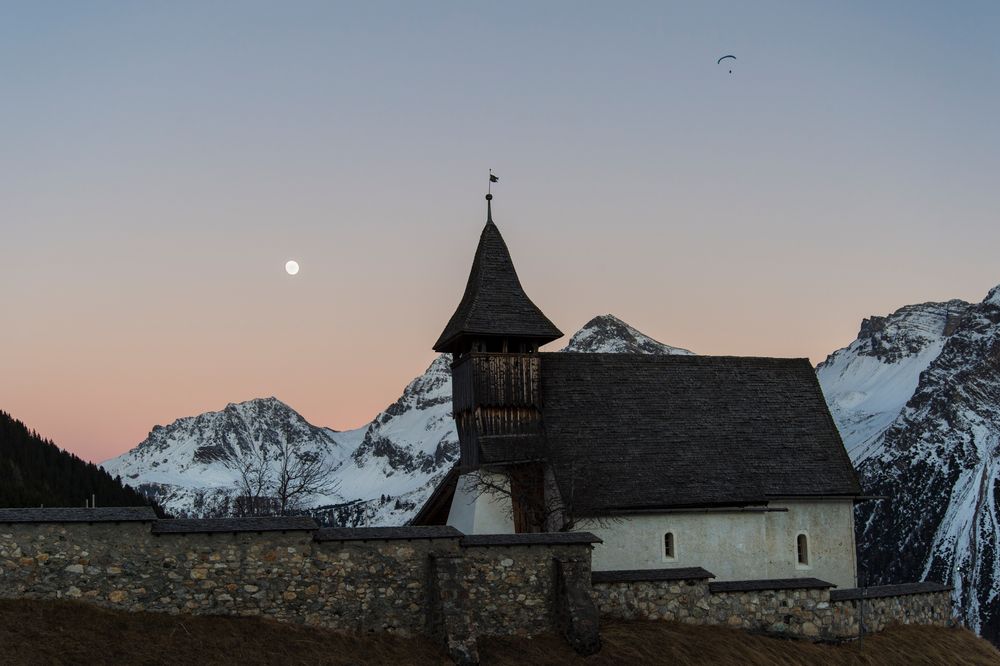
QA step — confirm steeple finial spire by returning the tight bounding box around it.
[486,169,498,223]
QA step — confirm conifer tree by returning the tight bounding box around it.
[0,410,165,514]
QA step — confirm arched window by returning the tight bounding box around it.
[797,533,809,566]
[663,532,675,559]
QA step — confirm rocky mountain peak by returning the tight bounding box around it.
[983,284,1000,308]
[831,300,971,367]
[223,396,288,410]
[561,314,693,355]
[818,283,1000,643]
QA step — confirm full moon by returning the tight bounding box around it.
[285,260,299,276]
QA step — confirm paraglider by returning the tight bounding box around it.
[718,54,736,74]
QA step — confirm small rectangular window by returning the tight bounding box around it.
[664,532,675,559]
[797,534,809,566]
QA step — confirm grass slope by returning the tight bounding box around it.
[2,599,998,665]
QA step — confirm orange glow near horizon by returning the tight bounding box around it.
[2,2,998,462]
[3,205,996,463]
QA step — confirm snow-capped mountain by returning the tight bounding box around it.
[817,285,1000,643]
[102,315,685,524]
[102,397,349,518]
[818,299,969,465]
[313,353,458,527]
[562,315,694,355]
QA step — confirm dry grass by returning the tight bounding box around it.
[481,621,1000,665]
[2,599,997,665]
[0,599,447,666]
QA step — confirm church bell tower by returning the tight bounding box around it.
[433,194,563,474]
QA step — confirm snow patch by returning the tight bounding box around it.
[983,284,1000,307]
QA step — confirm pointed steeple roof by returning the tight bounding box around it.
[433,198,563,353]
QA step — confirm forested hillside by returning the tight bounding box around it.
[0,411,159,512]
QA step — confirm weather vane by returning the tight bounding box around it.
[485,169,499,222]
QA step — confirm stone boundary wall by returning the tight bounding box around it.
[0,509,954,661]
[592,568,953,640]
[590,567,713,623]
[0,510,601,664]
[830,582,954,635]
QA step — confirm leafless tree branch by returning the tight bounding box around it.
[222,438,340,517]
[273,438,340,516]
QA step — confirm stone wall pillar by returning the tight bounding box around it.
[427,554,479,665]
[554,556,601,655]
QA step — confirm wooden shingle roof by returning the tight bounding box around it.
[0,507,157,523]
[709,578,835,593]
[830,582,952,601]
[460,532,601,547]
[537,353,862,515]
[591,567,715,583]
[314,526,462,541]
[151,517,318,534]
[433,219,562,352]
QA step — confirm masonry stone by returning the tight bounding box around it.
[0,517,955,663]
[591,575,953,640]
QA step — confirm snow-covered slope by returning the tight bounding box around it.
[817,286,1000,642]
[102,315,685,524]
[102,397,349,517]
[313,354,458,527]
[817,300,968,465]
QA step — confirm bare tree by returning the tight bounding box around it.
[273,439,340,516]
[223,438,340,517]
[223,445,274,517]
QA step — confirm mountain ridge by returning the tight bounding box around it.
[817,282,1000,644]
[102,314,686,523]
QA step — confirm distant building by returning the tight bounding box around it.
[414,196,863,588]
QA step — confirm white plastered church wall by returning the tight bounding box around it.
[446,472,515,534]
[578,499,857,589]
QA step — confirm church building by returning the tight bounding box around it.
[413,195,863,589]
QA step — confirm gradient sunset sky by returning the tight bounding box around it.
[2,1,998,463]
